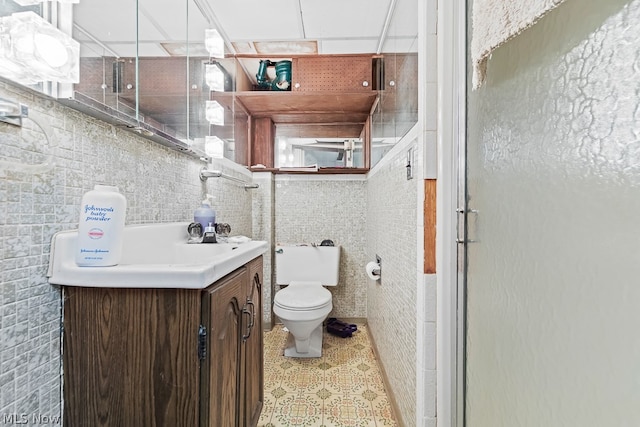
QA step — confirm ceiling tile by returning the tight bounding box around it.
[386,0,418,38]
[299,0,389,39]
[206,0,303,40]
[74,0,137,42]
[318,39,379,55]
[73,0,418,58]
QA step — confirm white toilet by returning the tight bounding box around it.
[273,244,340,358]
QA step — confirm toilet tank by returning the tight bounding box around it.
[275,245,341,286]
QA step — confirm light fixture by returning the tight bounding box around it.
[204,29,224,58]
[0,98,26,126]
[205,100,224,126]
[204,63,224,92]
[204,136,225,159]
[14,0,80,6]
[0,12,79,84]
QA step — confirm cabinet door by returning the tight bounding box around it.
[244,257,264,427]
[292,56,372,92]
[63,287,201,427]
[200,268,248,427]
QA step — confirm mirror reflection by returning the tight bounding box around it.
[0,0,418,170]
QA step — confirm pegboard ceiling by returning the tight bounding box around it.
[73,0,418,58]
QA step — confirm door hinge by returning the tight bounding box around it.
[198,325,207,361]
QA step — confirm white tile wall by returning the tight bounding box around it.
[366,133,421,427]
[273,175,368,319]
[251,172,275,327]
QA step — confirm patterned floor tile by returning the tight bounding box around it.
[262,324,397,427]
[364,369,387,394]
[258,394,277,426]
[271,394,324,427]
[324,366,368,394]
[281,366,325,394]
[323,394,376,427]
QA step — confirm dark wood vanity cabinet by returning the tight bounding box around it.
[245,258,264,426]
[62,256,264,427]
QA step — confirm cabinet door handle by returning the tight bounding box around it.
[242,305,252,342]
[246,300,255,329]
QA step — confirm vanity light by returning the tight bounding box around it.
[0,12,79,84]
[204,136,225,159]
[205,100,224,126]
[204,29,224,58]
[14,0,80,4]
[204,63,224,92]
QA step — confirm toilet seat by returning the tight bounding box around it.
[274,282,332,311]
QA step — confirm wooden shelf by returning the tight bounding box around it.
[236,91,376,115]
[236,91,377,138]
[249,167,369,174]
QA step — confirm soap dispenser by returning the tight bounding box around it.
[194,194,216,231]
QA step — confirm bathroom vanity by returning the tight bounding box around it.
[47,223,268,427]
[62,256,263,427]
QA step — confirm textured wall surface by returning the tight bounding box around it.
[0,80,253,419]
[272,175,368,319]
[466,0,640,425]
[366,136,420,427]
[251,172,275,327]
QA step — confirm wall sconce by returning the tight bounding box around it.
[204,29,224,58]
[205,100,224,126]
[204,136,225,159]
[0,98,27,126]
[205,63,225,92]
[14,0,79,4]
[0,12,80,84]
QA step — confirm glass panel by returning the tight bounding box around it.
[73,0,137,117]
[126,0,189,139]
[1,0,419,169]
[274,129,365,169]
[370,0,419,169]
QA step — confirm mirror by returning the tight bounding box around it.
[371,0,419,169]
[1,0,418,169]
[71,0,211,156]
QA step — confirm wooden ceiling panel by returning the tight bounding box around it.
[236,92,377,120]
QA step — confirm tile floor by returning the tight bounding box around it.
[259,323,398,427]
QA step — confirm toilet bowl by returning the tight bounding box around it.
[274,245,341,358]
[273,282,332,357]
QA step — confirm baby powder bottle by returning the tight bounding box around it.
[75,185,127,266]
[194,195,216,231]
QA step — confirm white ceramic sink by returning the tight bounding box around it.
[47,222,268,289]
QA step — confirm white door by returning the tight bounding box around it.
[463,1,640,426]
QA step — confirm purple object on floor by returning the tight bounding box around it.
[326,318,357,338]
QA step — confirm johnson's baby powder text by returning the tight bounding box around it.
[75,185,127,266]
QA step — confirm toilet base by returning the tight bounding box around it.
[284,324,323,358]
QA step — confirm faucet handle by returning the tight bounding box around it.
[215,223,231,237]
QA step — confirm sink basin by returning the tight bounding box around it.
[47,222,268,289]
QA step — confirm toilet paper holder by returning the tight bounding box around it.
[366,255,382,281]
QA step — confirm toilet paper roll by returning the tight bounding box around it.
[366,261,381,280]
